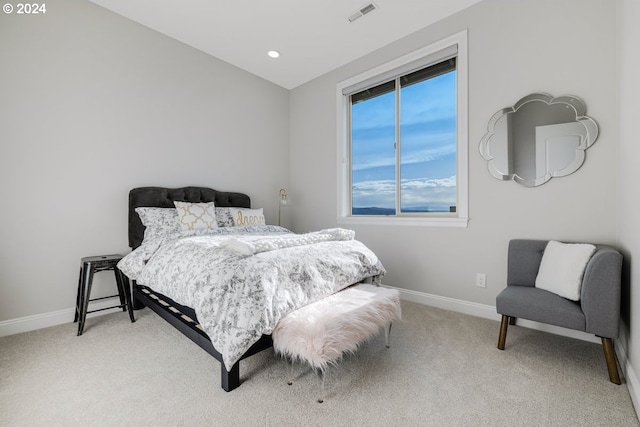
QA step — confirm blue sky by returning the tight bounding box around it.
[351,71,457,211]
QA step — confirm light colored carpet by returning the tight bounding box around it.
[0,301,637,427]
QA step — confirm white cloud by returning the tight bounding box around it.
[352,176,456,208]
[352,131,455,171]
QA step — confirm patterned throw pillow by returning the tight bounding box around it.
[173,201,218,231]
[135,207,180,243]
[215,207,236,228]
[229,208,266,227]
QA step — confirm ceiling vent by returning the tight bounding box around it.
[348,2,378,23]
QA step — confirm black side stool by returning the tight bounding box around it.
[74,254,135,336]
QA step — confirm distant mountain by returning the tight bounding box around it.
[352,205,455,215]
[403,206,452,213]
[352,207,395,215]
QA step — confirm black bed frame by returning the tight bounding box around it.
[127,186,273,392]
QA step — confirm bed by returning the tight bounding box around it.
[119,186,385,392]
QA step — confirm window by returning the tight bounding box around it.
[337,30,468,227]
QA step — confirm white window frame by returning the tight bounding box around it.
[336,30,468,227]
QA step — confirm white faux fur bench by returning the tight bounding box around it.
[272,283,401,402]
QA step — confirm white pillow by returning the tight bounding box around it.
[229,208,266,227]
[173,201,218,231]
[535,240,596,301]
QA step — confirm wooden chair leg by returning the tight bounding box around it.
[509,317,516,325]
[601,337,621,385]
[497,315,509,350]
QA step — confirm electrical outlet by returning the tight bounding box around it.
[476,273,487,288]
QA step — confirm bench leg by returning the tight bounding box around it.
[316,368,326,404]
[286,357,295,386]
[497,315,509,350]
[601,337,621,385]
[384,322,392,348]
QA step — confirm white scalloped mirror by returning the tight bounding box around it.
[479,93,598,186]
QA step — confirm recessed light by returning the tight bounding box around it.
[268,50,280,58]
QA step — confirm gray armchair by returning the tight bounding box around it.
[496,239,623,384]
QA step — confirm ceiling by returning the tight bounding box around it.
[88,0,482,90]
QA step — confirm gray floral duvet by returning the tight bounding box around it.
[118,225,385,370]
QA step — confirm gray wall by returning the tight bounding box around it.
[617,0,640,407]
[0,0,289,321]
[289,0,617,307]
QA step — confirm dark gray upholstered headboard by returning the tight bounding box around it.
[128,186,251,249]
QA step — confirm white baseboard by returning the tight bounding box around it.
[624,356,640,416]
[388,285,609,345]
[616,325,640,416]
[0,298,125,337]
[385,284,635,412]
[3,286,638,419]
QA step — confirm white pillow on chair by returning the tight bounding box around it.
[535,240,596,301]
